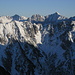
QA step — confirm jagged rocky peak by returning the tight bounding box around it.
[11,14,27,21]
[69,16,75,21]
[30,14,45,22]
[0,16,12,23]
[12,14,20,17]
[45,12,68,23]
[52,12,60,15]
[11,14,21,21]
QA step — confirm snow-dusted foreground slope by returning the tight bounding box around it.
[0,13,75,75]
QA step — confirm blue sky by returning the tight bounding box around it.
[0,0,75,17]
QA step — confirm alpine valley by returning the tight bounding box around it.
[0,12,75,75]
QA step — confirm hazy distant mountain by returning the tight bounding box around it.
[0,12,75,75]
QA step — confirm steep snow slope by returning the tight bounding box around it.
[0,13,75,75]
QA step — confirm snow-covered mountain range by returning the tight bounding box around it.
[0,12,75,75]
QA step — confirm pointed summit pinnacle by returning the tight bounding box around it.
[54,12,60,15]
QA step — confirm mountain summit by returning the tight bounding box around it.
[54,12,60,15]
[0,13,75,75]
[12,14,21,21]
[45,12,68,23]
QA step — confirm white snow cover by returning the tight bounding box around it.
[0,13,75,75]
[0,16,12,23]
[35,31,42,44]
[47,12,68,22]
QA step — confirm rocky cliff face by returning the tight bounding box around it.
[0,13,75,75]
